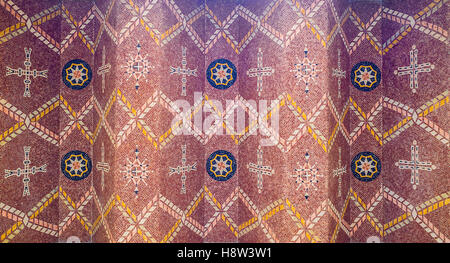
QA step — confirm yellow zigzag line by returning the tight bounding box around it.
[2,186,449,243]
[2,91,448,151]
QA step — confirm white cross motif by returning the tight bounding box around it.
[332,49,346,98]
[332,147,346,197]
[168,144,197,194]
[395,140,437,190]
[247,145,275,194]
[246,48,275,96]
[169,46,197,96]
[394,45,435,93]
[6,48,48,97]
[97,46,111,93]
[4,146,47,196]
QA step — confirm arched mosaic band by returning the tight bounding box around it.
[351,151,381,182]
[206,58,237,90]
[62,59,92,90]
[350,61,381,92]
[206,150,237,181]
[61,150,92,181]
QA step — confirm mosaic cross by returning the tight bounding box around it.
[97,46,111,93]
[122,42,153,91]
[395,140,437,190]
[169,46,197,96]
[120,148,152,197]
[4,146,47,196]
[96,142,110,191]
[332,49,346,98]
[394,45,435,93]
[332,147,346,197]
[168,144,197,194]
[290,45,321,94]
[247,145,274,194]
[290,151,323,200]
[6,48,48,97]
[246,48,275,96]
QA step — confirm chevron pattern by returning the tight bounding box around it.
[0,0,447,55]
[1,185,448,243]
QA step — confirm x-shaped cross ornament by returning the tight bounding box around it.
[59,96,94,145]
[348,7,383,55]
[60,4,96,54]
[237,189,281,242]
[116,194,159,243]
[159,190,205,242]
[116,0,160,45]
[116,89,159,148]
[204,4,240,54]
[348,187,384,237]
[284,0,327,48]
[327,1,351,51]
[59,187,93,236]
[237,1,284,51]
[283,93,328,152]
[92,93,116,146]
[348,96,383,146]
[285,198,326,243]
[92,0,117,51]
[162,1,206,51]
[382,0,448,55]
[328,95,350,149]
[203,186,239,238]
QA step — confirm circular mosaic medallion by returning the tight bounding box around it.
[61,150,92,181]
[351,151,381,182]
[350,61,381,92]
[62,59,92,90]
[206,150,237,181]
[206,58,237,90]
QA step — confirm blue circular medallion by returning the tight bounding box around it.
[206,58,237,90]
[206,150,237,181]
[350,61,381,92]
[61,150,92,181]
[62,59,92,90]
[351,151,381,182]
